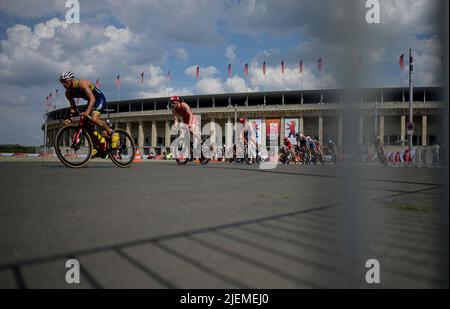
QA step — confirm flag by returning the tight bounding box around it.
[115,75,120,87]
[281,61,285,74]
[167,70,171,81]
[318,58,323,72]
[262,61,266,76]
[244,63,248,77]
[228,64,232,79]
[399,54,405,70]
[95,78,100,88]
[140,72,144,84]
[196,65,199,80]
[48,92,53,100]
[299,60,303,74]
[55,89,59,96]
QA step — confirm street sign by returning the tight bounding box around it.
[407,122,414,135]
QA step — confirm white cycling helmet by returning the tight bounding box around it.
[59,70,75,82]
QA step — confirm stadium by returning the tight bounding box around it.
[43,86,445,158]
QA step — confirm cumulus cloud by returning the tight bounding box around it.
[185,65,218,79]
[196,78,225,94]
[172,48,189,61]
[224,44,237,63]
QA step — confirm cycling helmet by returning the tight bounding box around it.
[170,95,180,108]
[295,132,300,138]
[59,70,75,82]
[239,117,246,124]
[284,137,289,142]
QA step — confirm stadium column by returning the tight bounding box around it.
[126,122,131,148]
[225,118,233,149]
[318,116,323,145]
[422,115,427,146]
[338,116,343,147]
[138,120,144,153]
[261,117,266,148]
[151,121,157,153]
[401,115,406,146]
[299,116,304,134]
[359,116,364,146]
[165,120,171,151]
[210,119,216,154]
[379,115,385,144]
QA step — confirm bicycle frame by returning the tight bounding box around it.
[72,115,106,153]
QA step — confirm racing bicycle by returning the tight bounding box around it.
[54,109,136,168]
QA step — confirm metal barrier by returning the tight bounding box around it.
[384,145,440,168]
[411,146,440,168]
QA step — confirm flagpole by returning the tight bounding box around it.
[302,73,304,90]
[43,112,48,154]
[408,48,413,150]
[264,75,266,93]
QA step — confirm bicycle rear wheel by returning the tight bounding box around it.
[55,125,93,168]
[109,129,136,167]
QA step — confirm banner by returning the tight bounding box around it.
[284,118,299,144]
[266,119,280,146]
[249,119,262,145]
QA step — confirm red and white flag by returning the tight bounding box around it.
[228,64,232,79]
[281,61,285,74]
[399,54,405,70]
[140,72,144,84]
[299,60,303,74]
[196,65,199,81]
[318,58,323,72]
[115,75,121,88]
[244,63,248,77]
[262,61,266,76]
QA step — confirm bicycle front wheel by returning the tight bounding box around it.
[109,129,136,167]
[55,125,93,168]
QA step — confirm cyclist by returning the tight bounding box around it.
[59,70,119,149]
[282,137,296,163]
[306,136,317,162]
[238,118,256,145]
[171,96,197,135]
[171,95,203,159]
[237,117,258,160]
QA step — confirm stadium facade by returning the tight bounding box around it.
[43,87,445,155]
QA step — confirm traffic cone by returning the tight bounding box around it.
[133,148,142,163]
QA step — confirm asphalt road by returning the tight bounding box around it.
[0,161,448,288]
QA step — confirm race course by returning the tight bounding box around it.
[0,161,448,288]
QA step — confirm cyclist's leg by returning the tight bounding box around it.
[90,94,113,136]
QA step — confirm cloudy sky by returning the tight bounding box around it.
[0,0,445,145]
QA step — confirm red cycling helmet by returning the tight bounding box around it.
[239,117,246,124]
[284,137,289,141]
[170,95,180,108]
